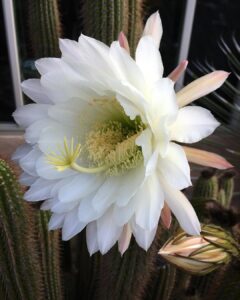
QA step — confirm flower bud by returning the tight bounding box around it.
[159,224,240,275]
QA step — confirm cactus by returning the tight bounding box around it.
[218,172,235,208]
[0,159,42,299]
[37,211,63,300]
[81,0,144,54]
[28,0,62,58]
[0,159,63,299]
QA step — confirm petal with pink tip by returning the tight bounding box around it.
[160,203,172,229]
[177,71,229,107]
[118,224,132,255]
[183,146,233,169]
[143,11,162,48]
[168,60,188,82]
[118,32,130,53]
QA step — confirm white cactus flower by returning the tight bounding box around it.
[13,12,232,255]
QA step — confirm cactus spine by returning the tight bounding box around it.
[0,159,42,299]
[0,160,63,299]
[28,0,62,58]
[81,0,143,54]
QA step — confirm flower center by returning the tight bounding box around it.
[47,102,145,176]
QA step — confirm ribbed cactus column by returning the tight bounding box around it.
[28,0,62,58]
[37,211,63,300]
[0,159,43,299]
[81,0,144,54]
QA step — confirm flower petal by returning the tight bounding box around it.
[170,106,220,144]
[131,219,157,251]
[21,79,52,104]
[118,32,130,53]
[135,172,164,231]
[142,11,162,49]
[86,222,99,256]
[110,41,145,91]
[62,209,86,240]
[168,60,188,82]
[13,104,50,128]
[48,213,65,230]
[118,224,132,255]
[136,36,163,85]
[177,71,229,107]
[183,146,233,169]
[24,178,57,201]
[161,178,201,235]
[158,142,191,190]
[160,203,172,229]
[97,207,122,254]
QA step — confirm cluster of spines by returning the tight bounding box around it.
[28,0,62,58]
[0,159,62,299]
[81,0,144,54]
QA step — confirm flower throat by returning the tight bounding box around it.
[47,116,144,176]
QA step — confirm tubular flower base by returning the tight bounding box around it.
[13,11,232,255]
[159,224,240,275]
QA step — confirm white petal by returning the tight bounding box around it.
[131,219,157,251]
[86,222,99,256]
[97,207,122,254]
[62,209,86,240]
[35,58,62,75]
[36,155,76,180]
[24,178,57,202]
[48,213,65,230]
[136,128,153,165]
[118,224,132,255]
[12,144,32,162]
[52,199,78,214]
[113,196,138,226]
[170,106,220,144]
[135,172,164,231]
[78,194,101,223]
[19,147,41,176]
[21,79,52,104]
[24,118,54,144]
[13,104,50,128]
[136,36,163,85]
[19,172,36,186]
[158,142,191,190]
[58,174,103,203]
[110,41,145,91]
[161,178,201,235]
[115,166,145,207]
[143,11,162,48]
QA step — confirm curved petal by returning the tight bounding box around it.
[24,178,57,202]
[97,207,122,254]
[170,106,220,144]
[19,147,41,176]
[161,178,201,235]
[136,36,163,86]
[131,219,157,251]
[21,79,52,104]
[158,142,191,190]
[48,213,65,230]
[118,224,132,255]
[177,71,229,107]
[183,146,233,169]
[142,11,162,49]
[86,222,99,256]
[12,143,32,162]
[110,41,145,91]
[62,209,86,240]
[135,172,164,231]
[168,60,188,82]
[13,104,50,128]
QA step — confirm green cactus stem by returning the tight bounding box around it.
[37,210,63,300]
[219,172,235,208]
[28,0,62,58]
[81,0,144,54]
[0,159,42,299]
